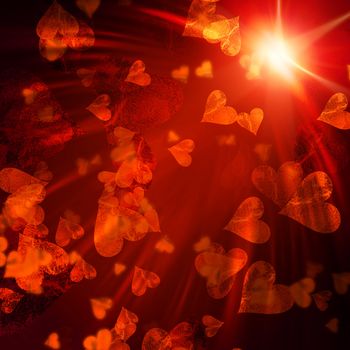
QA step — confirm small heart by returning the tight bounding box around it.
[318,93,350,129]
[155,236,175,254]
[202,315,224,338]
[195,60,213,78]
[332,272,350,295]
[289,277,316,308]
[279,171,341,233]
[132,266,160,296]
[142,322,193,350]
[77,68,96,87]
[0,288,23,314]
[312,290,332,311]
[237,108,264,135]
[167,130,180,143]
[83,329,112,350]
[171,65,189,83]
[239,260,294,314]
[125,60,151,86]
[76,0,101,18]
[90,297,113,320]
[114,263,127,276]
[44,332,60,349]
[202,90,237,125]
[55,216,84,247]
[168,139,195,167]
[225,197,271,244]
[193,236,212,253]
[325,318,339,333]
[70,252,97,282]
[0,168,42,194]
[251,161,304,207]
[86,94,112,121]
[39,37,67,61]
[195,244,247,299]
[114,307,138,341]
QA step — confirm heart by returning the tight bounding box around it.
[70,251,97,282]
[279,171,341,233]
[167,130,180,143]
[155,236,175,254]
[132,266,160,296]
[202,315,224,338]
[239,53,263,80]
[202,90,237,125]
[193,236,212,252]
[115,158,152,188]
[90,297,113,320]
[114,307,138,341]
[0,288,23,314]
[0,168,42,194]
[237,108,264,135]
[325,318,339,333]
[55,216,85,247]
[332,272,350,295]
[239,260,294,314]
[76,0,101,18]
[312,290,332,311]
[168,139,195,167]
[39,37,67,61]
[142,322,194,350]
[225,197,271,244]
[83,329,112,350]
[0,236,8,267]
[114,263,127,276]
[36,1,79,41]
[195,60,213,78]
[44,332,61,350]
[171,65,189,83]
[289,277,316,308]
[86,94,112,121]
[77,68,96,87]
[203,17,241,56]
[253,143,272,162]
[195,244,247,299]
[318,93,350,130]
[125,60,151,86]
[251,161,304,207]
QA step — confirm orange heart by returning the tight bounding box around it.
[83,329,112,350]
[77,68,96,87]
[225,197,271,244]
[195,244,247,299]
[168,139,195,167]
[195,60,213,78]
[239,261,294,314]
[76,0,101,18]
[90,297,113,320]
[132,266,160,296]
[202,315,224,338]
[202,90,237,125]
[55,216,84,247]
[251,161,304,207]
[167,130,180,143]
[171,65,189,83]
[142,322,194,350]
[0,236,8,267]
[318,93,350,130]
[289,277,316,308]
[70,252,97,282]
[155,236,175,254]
[279,171,341,233]
[87,94,112,121]
[239,53,263,80]
[114,307,138,341]
[0,288,23,314]
[193,236,212,253]
[237,108,264,135]
[0,168,42,194]
[44,332,61,349]
[325,318,339,333]
[125,60,151,86]
[312,290,332,311]
[332,272,350,295]
[114,263,127,276]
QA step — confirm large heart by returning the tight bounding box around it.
[132,266,160,296]
[239,261,294,314]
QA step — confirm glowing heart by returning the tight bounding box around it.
[76,0,101,18]
[77,68,96,87]
[279,171,341,233]
[168,139,195,167]
[318,93,350,129]
[44,332,60,349]
[90,297,113,320]
[142,322,194,350]
[171,65,189,83]
[0,168,42,194]
[132,266,160,296]
[225,197,271,244]
[202,90,237,125]
[155,236,175,254]
[0,288,23,314]
[87,94,112,121]
[251,161,304,207]
[202,315,224,337]
[239,261,294,314]
[237,108,264,135]
[70,252,97,282]
[332,272,350,295]
[289,278,316,308]
[195,244,247,299]
[312,290,332,311]
[125,60,151,86]
[83,329,112,350]
[114,307,138,341]
[195,60,213,78]
[55,216,84,247]
[114,263,127,276]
